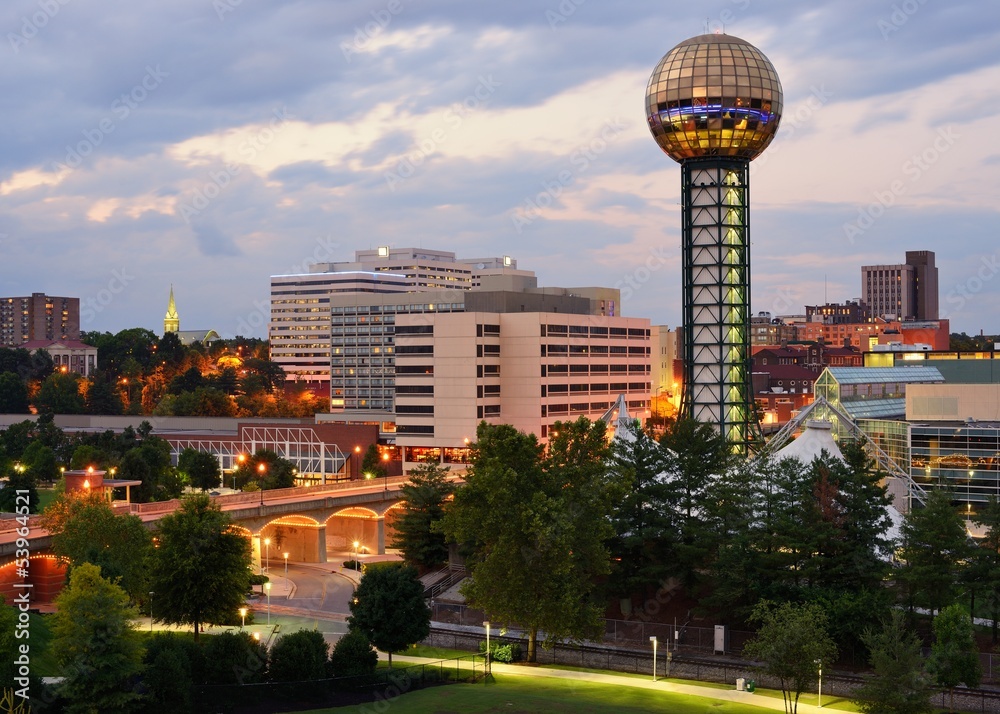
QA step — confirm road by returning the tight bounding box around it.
[279,562,356,616]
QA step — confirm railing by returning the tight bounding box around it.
[190,654,487,713]
[424,565,467,600]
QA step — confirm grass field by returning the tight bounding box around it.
[296,673,783,714]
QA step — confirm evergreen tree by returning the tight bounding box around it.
[328,629,378,677]
[927,604,982,713]
[970,497,1000,644]
[606,419,674,600]
[898,488,971,615]
[268,630,329,682]
[389,462,453,570]
[360,443,387,479]
[854,610,933,714]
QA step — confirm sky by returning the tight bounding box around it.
[1,0,998,339]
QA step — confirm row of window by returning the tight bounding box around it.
[543,344,649,356]
[543,325,649,338]
[544,382,649,396]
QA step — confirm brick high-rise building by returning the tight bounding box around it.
[0,293,80,347]
[862,251,938,321]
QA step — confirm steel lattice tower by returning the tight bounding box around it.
[645,34,783,452]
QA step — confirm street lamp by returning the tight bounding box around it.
[283,552,289,583]
[483,621,491,676]
[258,462,267,505]
[353,541,360,572]
[383,452,390,493]
[240,607,247,631]
[264,537,271,574]
[264,582,271,625]
[149,591,154,632]
[650,636,658,681]
[354,446,361,479]
[815,658,823,707]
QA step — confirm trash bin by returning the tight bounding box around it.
[736,678,746,691]
[747,679,756,693]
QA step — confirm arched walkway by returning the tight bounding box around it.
[0,554,68,605]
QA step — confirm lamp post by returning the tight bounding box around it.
[383,452,390,494]
[235,453,246,490]
[353,446,361,479]
[264,537,271,574]
[258,462,267,505]
[483,620,491,676]
[353,541,360,572]
[283,552,289,584]
[650,636,658,681]
[815,658,822,707]
[149,591,154,632]
[240,607,247,631]
[264,582,271,625]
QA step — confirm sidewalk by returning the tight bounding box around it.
[386,653,855,714]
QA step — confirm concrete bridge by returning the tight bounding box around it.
[0,474,464,603]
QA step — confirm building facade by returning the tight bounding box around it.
[269,248,533,396]
[862,251,938,321]
[0,293,80,347]
[392,311,651,465]
[20,339,97,377]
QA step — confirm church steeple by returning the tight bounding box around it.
[164,285,179,334]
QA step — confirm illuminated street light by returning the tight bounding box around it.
[239,607,247,631]
[650,636,658,681]
[283,552,289,583]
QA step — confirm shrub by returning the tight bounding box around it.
[269,630,329,682]
[478,640,521,663]
[329,629,378,678]
[202,631,268,684]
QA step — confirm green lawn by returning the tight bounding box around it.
[295,673,783,714]
[36,488,59,512]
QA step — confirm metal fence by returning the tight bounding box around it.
[429,601,754,655]
[191,654,487,713]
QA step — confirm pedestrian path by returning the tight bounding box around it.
[387,654,855,713]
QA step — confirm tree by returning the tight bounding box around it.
[348,563,430,667]
[0,464,38,513]
[389,462,453,570]
[34,371,85,414]
[268,629,330,682]
[927,604,982,712]
[659,418,736,597]
[0,596,43,703]
[970,496,1000,644]
[149,494,252,640]
[51,563,145,713]
[42,492,153,601]
[898,488,971,615]
[177,448,222,491]
[329,629,378,677]
[21,441,59,483]
[0,372,30,413]
[440,418,617,662]
[607,419,674,600]
[853,610,933,714]
[142,633,197,713]
[122,440,182,502]
[360,444,386,479]
[743,600,838,714]
[85,371,124,415]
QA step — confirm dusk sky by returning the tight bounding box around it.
[1,0,998,338]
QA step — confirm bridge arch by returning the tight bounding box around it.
[325,507,384,561]
[0,554,69,605]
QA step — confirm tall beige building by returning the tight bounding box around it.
[862,251,938,321]
[393,310,650,464]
